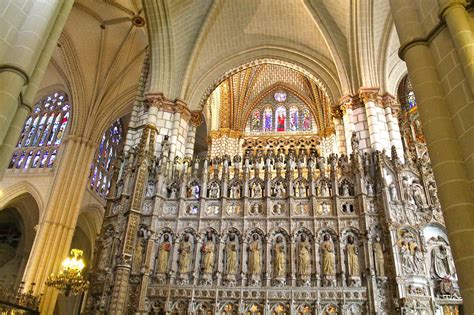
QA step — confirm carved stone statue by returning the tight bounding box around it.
[431,245,450,278]
[412,180,427,210]
[157,234,171,274]
[402,176,412,203]
[209,183,220,198]
[202,231,215,274]
[274,181,285,198]
[317,156,326,175]
[351,131,359,152]
[413,245,424,273]
[297,181,306,197]
[373,237,385,277]
[274,236,286,279]
[367,182,374,196]
[319,181,329,197]
[226,234,238,276]
[346,236,359,277]
[178,234,192,274]
[400,241,416,274]
[252,182,263,198]
[341,182,350,197]
[230,184,240,198]
[298,234,311,278]
[169,185,178,199]
[146,180,155,197]
[321,234,336,276]
[249,234,261,276]
[428,181,439,205]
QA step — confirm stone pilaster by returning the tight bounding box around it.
[339,95,356,155]
[382,94,404,162]
[21,136,96,314]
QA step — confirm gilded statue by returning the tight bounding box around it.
[178,234,192,274]
[202,231,215,274]
[157,234,171,274]
[346,236,359,276]
[226,234,238,275]
[373,237,385,277]
[298,234,311,278]
[274,236,286,278]
[321,234,336,276]
[249,234,261,275]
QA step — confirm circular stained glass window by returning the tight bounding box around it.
[274,91,287,102]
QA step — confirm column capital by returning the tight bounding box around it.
[438,0,467,19]
[190,111,203,127]
[337,95,360,114]
[358,88,380,104]
[381,93,401,116]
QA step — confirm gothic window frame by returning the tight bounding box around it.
[9,91,71,170]
[89,119,125,198]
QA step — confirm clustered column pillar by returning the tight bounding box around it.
[390,0,474,311]
[0,0,74,176]
[383,94,404,162]
[21,136,96,314]
[359,89,391,153]
[339,96,356,155]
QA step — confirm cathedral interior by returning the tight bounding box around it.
[0,1,473,314]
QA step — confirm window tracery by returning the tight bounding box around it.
[9,91,70,169]
[89,120,124,197]
[246,90,314,134]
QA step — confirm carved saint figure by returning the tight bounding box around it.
[317,156,326,175]
[321,234,336,276]
[249,234,261,275]
[400,241,416,274]
[319,181,329,197]
[298,182,306,198]
[209,183,220,198]
[226,234,238,275]
[412,180,427,210]
[274,236,286,278]
[341,182,350,196]
[431,245,450,278]
[252,182,263,198]
[146,180,155,197]
[274,181,285,198]
[402,176,412,203]
[373,237,385,277]
[169,186,178,199]
[157,234,171,274]
[178,234,192,274]
[351,131,359,152]
[202,232,215,274]
[367,182,374,196]
[346,236,360,276]
[428,182,439,205]
[413,245,424,273]
[298,234,311,278]
[230,184,240,198]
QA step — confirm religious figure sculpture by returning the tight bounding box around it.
[252,182,263,198]
[373,237,385,277]
[230,184,241,198]
[431,244,450,278]
[400,241,416,274]
[321,234,336,276]
[367,182,374,196]
[249,234,262,277]
[274,236,286,279]
[341,182,350,196]
[402,176,411,202]
[351,131,359,152]
[274,181,285,198]
[317,156,326,176]
[298,234,311,279]
[319,181,329,197]
[428,182,439,205]
[209,183,220,198]
[298,181,306,198]
[146,180,155,197]
[346,236,360,277]
[202,232,215,275]
[157,234,171,274]
[413,245,424,273]
[169,185,178,199]
[412,180,427,210]
[178,234,192,275]
[226,234,238,276]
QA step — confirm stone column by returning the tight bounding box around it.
[360,89,391,153]
[339,96,355,155]
[390,0,474,311]
[21,136,96,314]
[438,0,474,93]
[0,0,73,145]
[382,94,404,162]
[331,108,346,155]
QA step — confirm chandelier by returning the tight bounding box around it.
[45,249,89,296]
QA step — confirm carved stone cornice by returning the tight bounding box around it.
[145,93,191,120]
[358,88,380,104]
[208,129,243,142]
[338,95,361,115]
[382,93,401,116]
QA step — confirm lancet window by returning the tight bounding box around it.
[247,90,314,134]
[89,120,124,197]
[9,91,71,169]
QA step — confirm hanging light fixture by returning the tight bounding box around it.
[45,249,89,296]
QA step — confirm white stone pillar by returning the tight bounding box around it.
[383,95,404,162]
[339,96,356,155]
[360,89,391,153]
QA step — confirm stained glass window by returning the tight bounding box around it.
[89,119,124,198]
[275,106,286,132]
[264,107,273,131]
[9,91,71,169]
